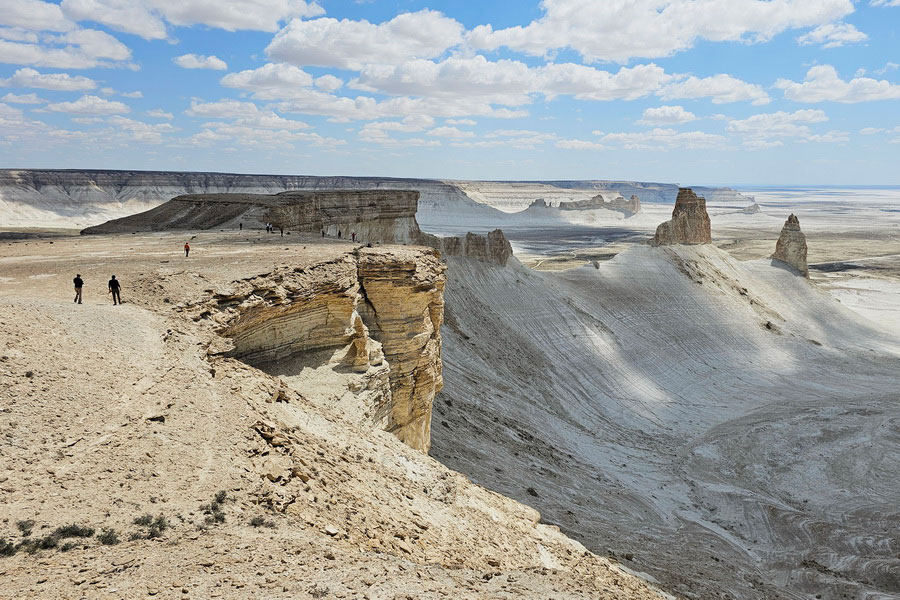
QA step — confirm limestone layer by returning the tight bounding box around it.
[206,247,446,452]
[425,229,513,266]
[772,213,809,276]
[651,187,712,246]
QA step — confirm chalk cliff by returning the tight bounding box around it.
[651,187,712,246]
[772,213,809,277]
[204,247,446,453]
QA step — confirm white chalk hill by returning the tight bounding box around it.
[433,244,900,600]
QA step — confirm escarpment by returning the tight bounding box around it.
[204,247,446,452]
[772,213,809,277]
[423,229,513,266]
[651,187,712,246]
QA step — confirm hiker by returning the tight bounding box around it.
[337,230,342,239]
[239,222,242,231]
[351,232,356,242]
[108,275,121,305]
[73,274,84,304]
[280,227,284,237]
[184,242,190,257]
[321,229,325,237]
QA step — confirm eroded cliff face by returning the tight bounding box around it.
[772,213,809,277]
[202,247,446,452]
[423,229,513,266]
[651,187,712,246]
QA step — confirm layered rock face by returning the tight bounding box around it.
[424,229,513,266]
[772,213,809,276]
[83,190,422,243]
[206,247,446,452]
[651,187,712,246]
[557,193,641,216]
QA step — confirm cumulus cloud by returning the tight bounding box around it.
[174,53,227,70]
[637,105,696,125]
[468,0,854,63]
[45,94,130,115]
[658,73,770,105]
[185,99,262,118]
[146,108,173,119]
[352,56,673,104]
[59,0,324,40]
[105,115,176,143]
[220,63,314,98]
[796,22,867,48]
[0,67,96,90]
[121,90,142,98]
[870,0,900,6]
[427,125,475,139]
[314,74,343,92]
[775,65,900,103]
[0,0,75,32]
[726,109,846,145]
[1,92,44,103]
[266,10,463,70]
[0,27,131,68]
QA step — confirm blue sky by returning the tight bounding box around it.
[0,0,898,185]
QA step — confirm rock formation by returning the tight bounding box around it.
[425,229,513,266]
[771,213,808,277]
[207,247,446,453]
[650,187,712,246]
[559,193,641,216]
[741,202,761,214]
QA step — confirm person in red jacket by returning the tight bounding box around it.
[184,242,190,257]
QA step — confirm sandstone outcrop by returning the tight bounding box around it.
[424,229,513,266]
[651,187,712,246]
[207,247,446,452]
[771,213,808,276]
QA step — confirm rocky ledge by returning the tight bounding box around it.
[772,213,809,277]
[651,187,712,246]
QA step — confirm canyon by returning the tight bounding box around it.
[2,172,899,600]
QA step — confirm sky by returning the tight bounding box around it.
[0,0,899,185]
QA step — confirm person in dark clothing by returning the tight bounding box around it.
[108,275,121,305]
[184,242,190,257]
[321,229,325,237]
[337,230,342,239]
[351,232,356,242]
[280,227,284,237]
[73,274,83,304]
[239,222,242,231]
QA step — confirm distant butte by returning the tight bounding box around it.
[772,213,809,277]
[650,187,712,246]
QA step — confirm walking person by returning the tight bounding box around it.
[184,242,190,257]
[351,232,356,242]
[280,227,284,237]
[73,274,84,304]
[108,275,121,305]
[239,222,242,231]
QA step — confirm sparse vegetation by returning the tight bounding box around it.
[200,491,229,526]
[53,524,95,539]
[249,516,276,529]
[133,514,154,527]
[0,538,16,556]
[132,514,169,539]
[97,528,121,545]
[15,520,34,536]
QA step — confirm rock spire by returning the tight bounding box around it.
[771,213,808,277]
[651,187,712,246]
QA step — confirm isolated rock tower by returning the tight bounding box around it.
[772,213,808,277]
[651,187,712,245]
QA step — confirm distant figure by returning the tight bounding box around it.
[366,242,372,248]
[108,275,121,305]
[73,274,83,304]
[184,242,190,257]
[239,222,242,231]
[337,230,342,239]
[321,229,325,237]
[351,232,356,242]
[280,227,284,237]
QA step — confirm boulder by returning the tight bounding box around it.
[771,213,808,277]
[651,188,712,246]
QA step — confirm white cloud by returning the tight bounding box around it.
[427,125,475,139]
[874,61,899,75]
[775,65,900,102]
[220,63,314,98]
[446,118,476,126]
[266,9,463,69]
[726,109,846,145]
[314,74,342,92]
[277,92,529,121]
[590,127,727,150]
[744,140,784,150]
[870,0,900,6]
[0,0,75,32]
[859,127,884,134]
[185,99,262,118]
[638,105,696,125]
[0,28,131,68]
[146,108,173,119]
[46,94,130,115]
[352,56,673,104]
[121,90,142,98]
[658,73,770,105]
[59,0,324,40]
[796,22,867,48]
[468,0,854,63]
[0,27,40,42]
[555,139,608,151]
[0,67,96,90]
[1,92,44,103]
[106,115,176,143]
[174,53,227,70]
